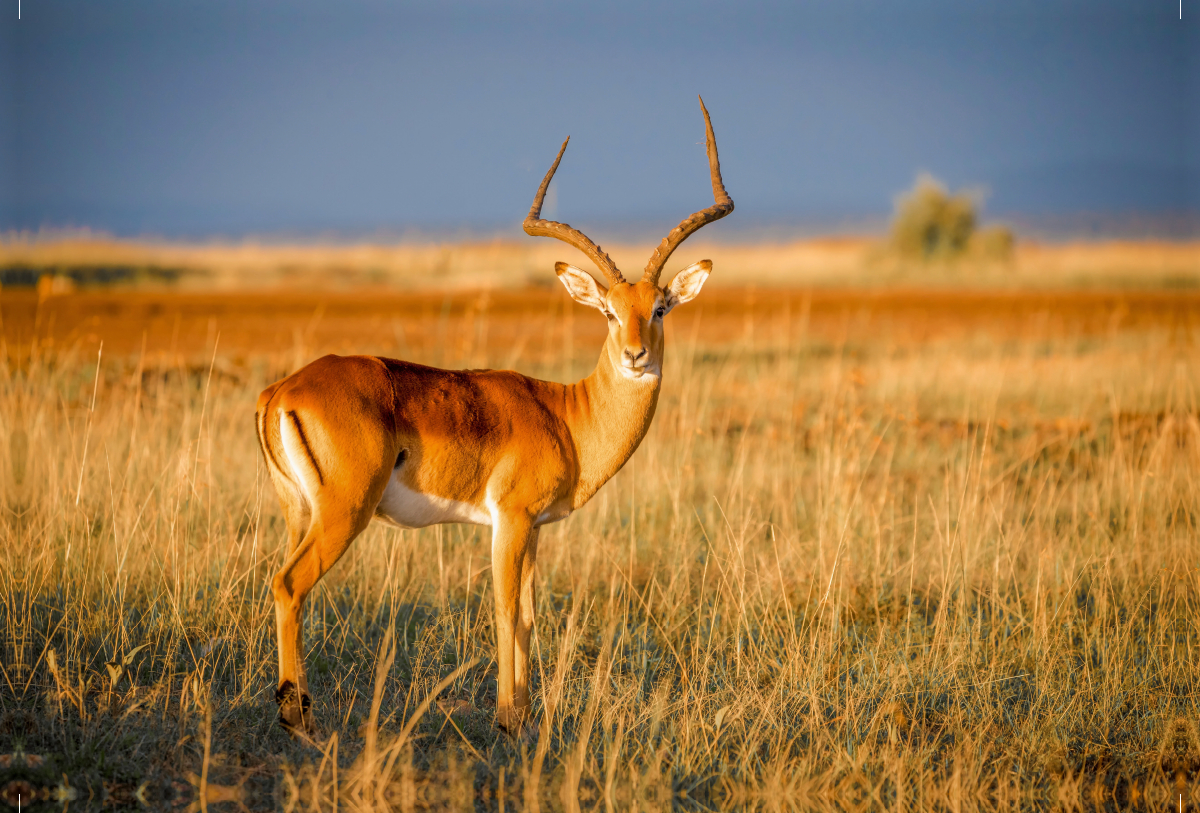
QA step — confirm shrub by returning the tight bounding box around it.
[890,173,1013,262]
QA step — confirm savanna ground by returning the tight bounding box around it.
[2,241,1200,812]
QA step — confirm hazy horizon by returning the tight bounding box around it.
[2,1,1197,240]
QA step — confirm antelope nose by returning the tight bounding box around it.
[624,347,647,365]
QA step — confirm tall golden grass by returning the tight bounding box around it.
[2,283,1198,811]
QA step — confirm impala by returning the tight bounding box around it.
[255,97,733,734]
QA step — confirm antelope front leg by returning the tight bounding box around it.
[513,527,540,711]
[491,511,537,734]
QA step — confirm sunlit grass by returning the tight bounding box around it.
[4,235,1198,291]
[2,295,1197,811]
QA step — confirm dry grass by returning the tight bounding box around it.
[4,234,1199,292]
[2,281,1199,812]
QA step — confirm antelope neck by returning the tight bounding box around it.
[562,341,662,508]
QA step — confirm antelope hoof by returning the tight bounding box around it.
[275,680,314,735]
[496,705,535,741]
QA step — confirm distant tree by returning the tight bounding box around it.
[890,173,1013,262]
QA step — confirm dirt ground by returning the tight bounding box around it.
[4,287,1196,364]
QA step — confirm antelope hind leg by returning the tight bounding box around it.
[271,510,373,734]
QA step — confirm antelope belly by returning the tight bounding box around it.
[375,474,491,528]
[536,501,572,525]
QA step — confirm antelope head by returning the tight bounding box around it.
[524,97,734,381]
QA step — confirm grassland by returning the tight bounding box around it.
[4,234,1199,292]
[1,269,1198,811]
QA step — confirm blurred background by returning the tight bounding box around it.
[1,0,1196,240]
[0,0,1197,298]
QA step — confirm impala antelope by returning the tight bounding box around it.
[256,97,733,734]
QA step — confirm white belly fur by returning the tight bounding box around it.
[536,502,572,525]
[375,473,491,529]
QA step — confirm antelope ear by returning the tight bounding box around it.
[664,260,712,312]
[555,263,609,311]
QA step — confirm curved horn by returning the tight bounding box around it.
[523,137,626,287]
[642,96,734,285]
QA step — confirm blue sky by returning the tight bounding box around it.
[1,0,1196,238]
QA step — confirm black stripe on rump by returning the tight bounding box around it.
[286,411,325,486]
[255,409,267,458]
[256,407,284,476]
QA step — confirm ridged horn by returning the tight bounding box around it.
[523,137,626,287]
[641,96,734,285]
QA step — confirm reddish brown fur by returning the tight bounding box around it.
[256,100,729,734]
[256,274,710,732]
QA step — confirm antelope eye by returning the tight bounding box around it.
[654,307,666,319]
[604,310,617,322]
